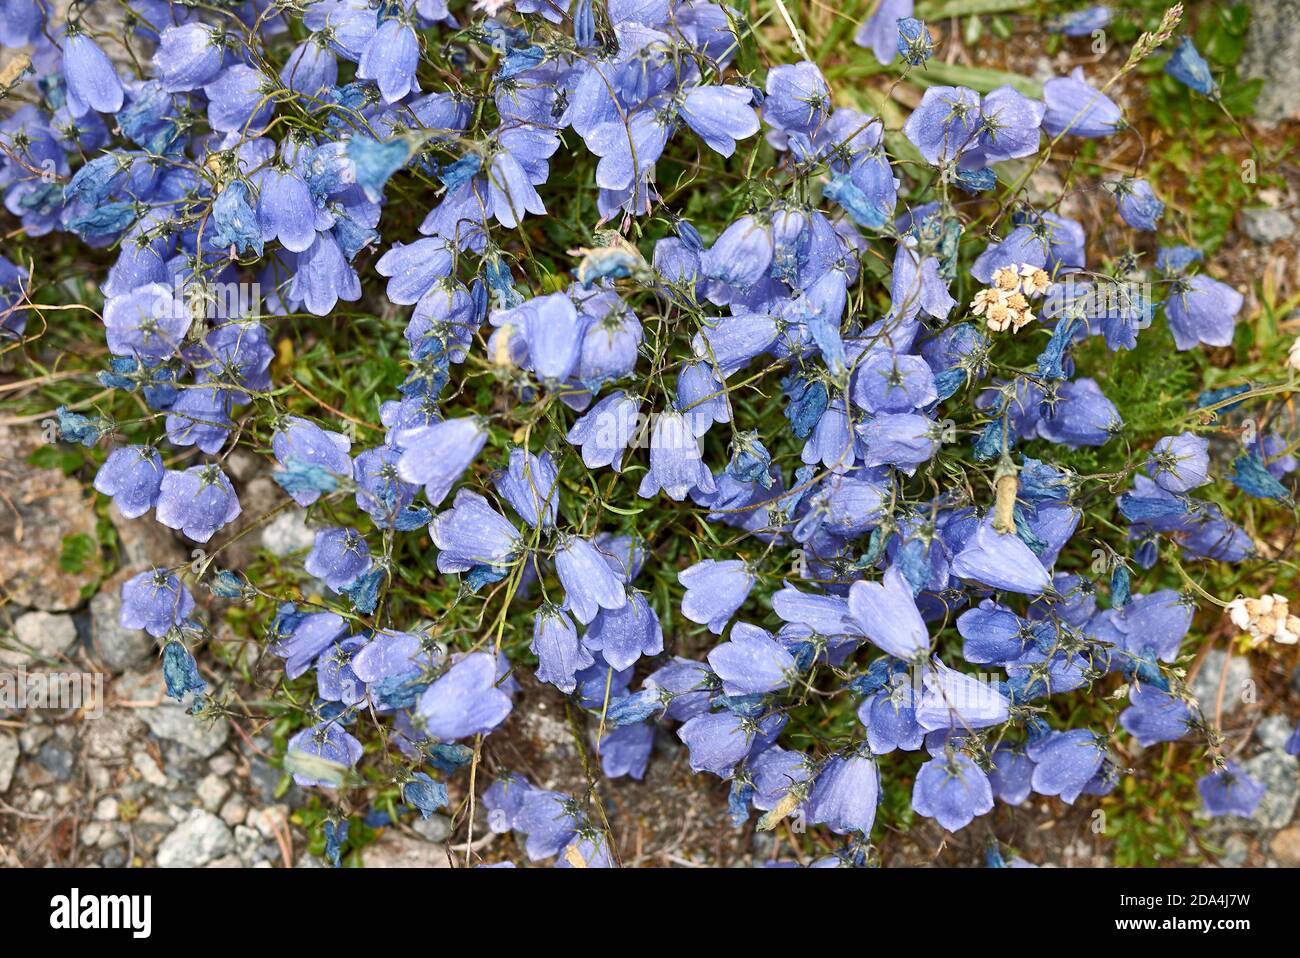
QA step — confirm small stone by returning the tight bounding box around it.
[1240,208,1296,245]
[1219,833,1250,868]
[219,793,248,827]
[410,813,453,844]
[1190,650,1254,719]
[18,724,52,754]
[81,822,104,847]
[155,810,235,868]
[35,740,75,782]
[247,804,289,841]
[209,754,236,776]
[132,748,169,788]
[1255,715,1294,751]
[101,847,127,868]
[261,510,315,557]
[135,699,229,759]
[362,833,451,868]
[205,854,244,868]
[109,502,186,570]
[197,773,231,812]
[1244,750,1299,831]
[94,797,119,821]
[234,824,263,862]
[0,731,18,792]
[90,581,154,673]
[1272,825,1300,867]
[4,611,78,668]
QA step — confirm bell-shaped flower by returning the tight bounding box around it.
[680,559,755,634]
[418,652,513,741]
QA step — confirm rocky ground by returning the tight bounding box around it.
[2,2,1299,868]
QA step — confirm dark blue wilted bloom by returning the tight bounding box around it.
[287,723,363,788]
[154,464,241,543]
[1027,729,1105,804]
[120,569,194,638]
[1165,36,1218,98]
[162,641,206,701]
[555,535,627,625]
[93,444,164,519]
[403,772,449,820]
[1111,178,1164,231]
[952,517,1052,594]
[1165,274,1243,350]
[154,22,225,92]
[912,751,994,832]
[323,819,348,867]
[531,605,593,694]
[707,623,795,696]
[584,591,664,672]
[1049,5,1112,35]
[1229,452,1291,502]
[210,181,264,257]
[1111,564,1131,608]
[783,374,829,439]
[604,689,665,728]
[418,653,513,741]
[1198,762,1264,817]
[1145,432,1210,493]
[494,448,559,529]
[853,0,913,64]
[349,135,415,204]
[847,566,930,660]
[896,17,933,66]
[1119,683,1195,747]
[567,391,641,472]
[680,559,756,635]
[305,527,371,593]
[396,416,487,505]
[807,751,880,835]
[62,30,125,117]
[430,490,520,582]
[53,406,105,447]
[1042,67,1122,137]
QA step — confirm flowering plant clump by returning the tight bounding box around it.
[2,0,1297,868]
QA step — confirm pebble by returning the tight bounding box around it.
[1240,208,1296,245]
[5,611,78,668]
[132,748,169,788]
[1244,750,1299,831]
[247,804,289,841]
[411,813,453,844]
[35,741,75,782]
[362,833,451,868]
[155,810,236,868]
[1271,825,1300,867]
[1255,715,1294,751]
[220,793,248,827]
[94,797,119,821]
[261,510,315,557]
[0,731,18,792]
[197,773,231,812]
